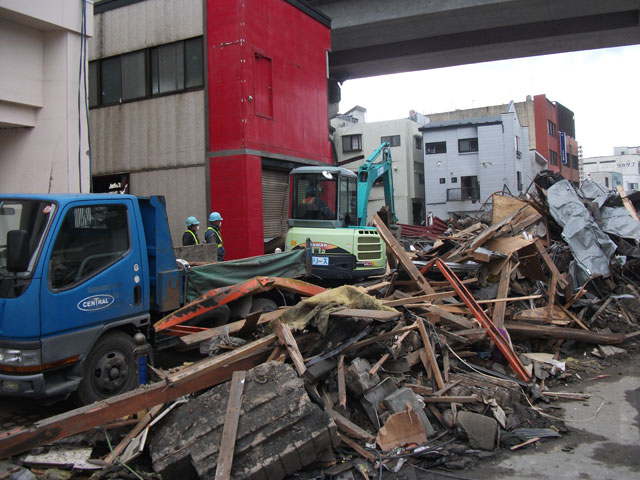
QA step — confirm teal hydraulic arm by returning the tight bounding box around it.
[356,142,397,227]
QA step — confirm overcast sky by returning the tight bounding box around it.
[339,44,640,159]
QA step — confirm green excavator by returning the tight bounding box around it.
[284,142,397,279]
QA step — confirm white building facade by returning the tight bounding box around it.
[420,103,530,220]
[0,0,93,193]
[581,146,640,192]
[331,107,426,225]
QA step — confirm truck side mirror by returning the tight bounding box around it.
[7,229,30,273]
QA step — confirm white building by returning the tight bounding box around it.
[581,146,640,192]
[331,107,426,225]
[0,0,93,193]
[420,102,531,220]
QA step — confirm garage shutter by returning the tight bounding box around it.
[262,168,289,241]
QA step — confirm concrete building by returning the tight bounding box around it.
[331,107,426,225]
[0,0,93,193]
[89,0,331,257]
[427,94,580,187]
[420,102,530,220]
[581,146,640,192]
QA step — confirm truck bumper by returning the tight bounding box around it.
[0,371,81,399]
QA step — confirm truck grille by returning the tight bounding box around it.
[356,231,383,260]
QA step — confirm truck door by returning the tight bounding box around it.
[40,199,146,339]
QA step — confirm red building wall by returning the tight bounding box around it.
[207,0,331,259]
[533,94,560,173]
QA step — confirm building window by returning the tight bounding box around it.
[90,36,204,108]
[451,177,458,183]
[381,135,401,147]
[439,178,446,184]
[458,138,478,153]
[628,183,638,190]
[515,136,522,158]
[254,53,273,118]
[517,171,523,191]
[605,177,610,188]
[415,136,422,150]
[342,134,362,153]
[418,173,424,185]
[426,142,447,154]
[549,150,559,166]
[547,120,557,138]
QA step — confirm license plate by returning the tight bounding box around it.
[312,256,329,266]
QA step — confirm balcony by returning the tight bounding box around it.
[447,187,480,202]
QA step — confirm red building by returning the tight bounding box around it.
[208,0,332,259]
[90,0,331,259]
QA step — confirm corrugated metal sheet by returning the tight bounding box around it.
[262,168,289,240]
[130,165,206,247]
[90,90,205,175]
[90,0,204,60]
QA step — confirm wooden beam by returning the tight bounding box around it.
[417,318,445,390]
[215,371,246,480]
[104,403,164,464]
[337,355,347,409]
[273,320,306,377]
[533,239,568,289]
[382,291,457,307]
[373,214,437,295]
[0,335,276,459]
[617,185,640,221]
[329,308,400,322]
[422,396,479,403]
[492,257,513,329]
[505,322,624,344]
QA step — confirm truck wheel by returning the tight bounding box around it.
[250,297,278,313]
[75,331,138,405]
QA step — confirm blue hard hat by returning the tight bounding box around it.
[209,211,223,222]
[186,216,200,226]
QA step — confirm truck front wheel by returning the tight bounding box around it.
[75,331,139,405]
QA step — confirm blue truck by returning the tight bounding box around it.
[0,194,185,404]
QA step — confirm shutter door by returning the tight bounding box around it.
[262,168,289,241]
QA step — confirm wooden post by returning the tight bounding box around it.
[416,318,445,390]
[273,319,307,376]
[215,371,246,480]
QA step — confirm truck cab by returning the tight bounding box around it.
[0,194,179,403]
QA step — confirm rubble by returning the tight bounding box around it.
[0,170,639,479]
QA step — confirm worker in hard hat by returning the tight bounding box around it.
[205,211,225,261]
[182,216,200,246]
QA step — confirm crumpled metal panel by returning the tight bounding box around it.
[548,180,617,279]
[578,180,640,239]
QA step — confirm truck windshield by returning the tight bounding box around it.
[291,173,337,220]
[0,200,55,277]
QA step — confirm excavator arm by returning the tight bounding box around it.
[356,142,397,226]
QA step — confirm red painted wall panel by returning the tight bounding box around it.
[206,0,331,259]
[209,154,264,259]
[534,94,560,173]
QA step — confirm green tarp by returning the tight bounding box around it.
[186,249,308,300]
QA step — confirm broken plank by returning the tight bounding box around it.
[330,308,400,322]
[373,214,437,295]
[382,291,457,307]
[325,407,376,443]
[338,356,347,409]
[345,324,418,352]
[533,239,568,290]
[273,319,307,376]
[104,403,164,464]
[505,322,624,344]
[492,257,514,329]
[369,329,413,375]
[214,370,246,480]
[0,335,276,459]
[417,318,445,390]
[617,185,640,221]
[178,308,286,348]
[422,396,479,404]
[422,305,476,330]
[338,433,376,463]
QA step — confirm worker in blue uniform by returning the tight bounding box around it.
[182,216,200,245]
[205,211,225,261]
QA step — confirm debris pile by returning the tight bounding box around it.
[0,171,639,479]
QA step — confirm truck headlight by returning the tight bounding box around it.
[0,348,42,367]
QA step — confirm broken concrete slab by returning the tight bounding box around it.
[148,361,339,480]
[456,411,499,451]
[345,357,381,396]
[383,387,435,436]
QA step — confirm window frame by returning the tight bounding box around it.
[381,135,401,147]
[426,142,447,155]
[458,137,479,153]
[342,134,363,153]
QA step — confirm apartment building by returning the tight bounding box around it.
[581,146,640,192]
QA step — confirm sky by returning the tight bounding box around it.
[339,44,640,159]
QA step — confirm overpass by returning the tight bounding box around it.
[307,0,640,82]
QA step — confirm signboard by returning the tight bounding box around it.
[560,132,567,165]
